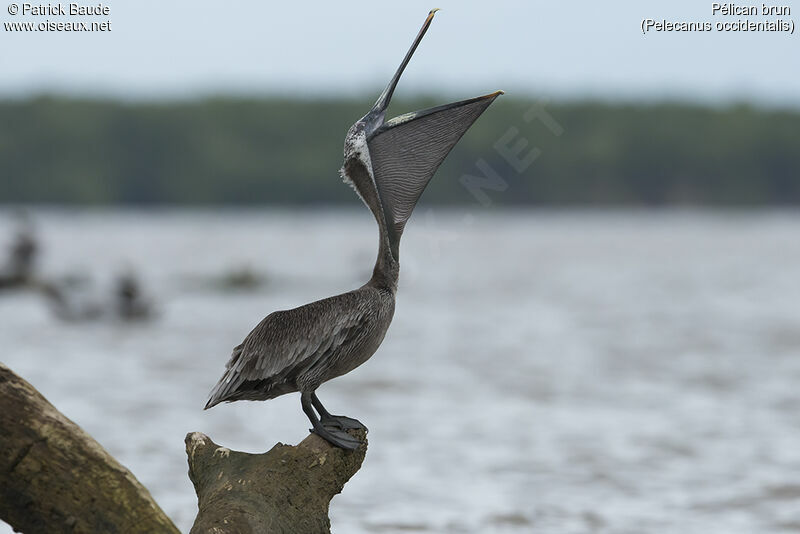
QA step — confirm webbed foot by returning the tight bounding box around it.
[321,414,368,431]
[303,391,365,450]
[309,425,362,450]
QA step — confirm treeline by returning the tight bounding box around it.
[1,96,798,205]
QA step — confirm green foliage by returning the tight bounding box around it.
[0,96,798,205]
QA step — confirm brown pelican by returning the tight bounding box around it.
[205,9,502,449]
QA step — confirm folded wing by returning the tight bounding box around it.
[205,294,369,408]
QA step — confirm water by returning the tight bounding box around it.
[1,209,799,534]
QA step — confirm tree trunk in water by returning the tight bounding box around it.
[186,429,368,534]
[0,363,179,534]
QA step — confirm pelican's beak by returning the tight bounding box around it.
[417,90,505,117]
[366,9,441,129]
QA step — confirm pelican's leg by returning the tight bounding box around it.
[301,391,361,450]
[311,392,367,431]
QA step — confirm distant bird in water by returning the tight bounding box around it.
[41,269,154,322]
[0,212,39,288]
[205,10,502,449]
[115,270,154,320]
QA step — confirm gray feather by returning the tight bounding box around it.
[205,287,393,409]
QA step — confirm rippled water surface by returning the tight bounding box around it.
[1,209,799,533]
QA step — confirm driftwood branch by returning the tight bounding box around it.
[0,362,369,534]
[186,429,368,534]
[0,363,179,534]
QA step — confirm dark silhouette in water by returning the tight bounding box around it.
[0,215,154,321]
[40,270,154,322]
[205,10,502,449]
[115,271,153,320]
[1,214,39,288]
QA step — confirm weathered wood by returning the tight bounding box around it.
[0,363,368,534]
[186,429,368,534]
[0,363,179,534]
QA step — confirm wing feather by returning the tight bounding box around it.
[205,292,370,408]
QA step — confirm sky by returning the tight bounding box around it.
[1,0,799,106]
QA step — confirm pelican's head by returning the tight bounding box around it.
[340,9,502,261]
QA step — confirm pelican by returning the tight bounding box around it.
[205,9,502,449]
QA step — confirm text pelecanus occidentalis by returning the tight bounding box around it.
[204,9,502,449]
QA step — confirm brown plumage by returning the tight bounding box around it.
[204,9,501,449]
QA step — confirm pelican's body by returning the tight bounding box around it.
[205,9,501,449]
[208,284,396,404]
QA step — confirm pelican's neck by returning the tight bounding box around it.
[369,224,399,292]
[342,141,399,293]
